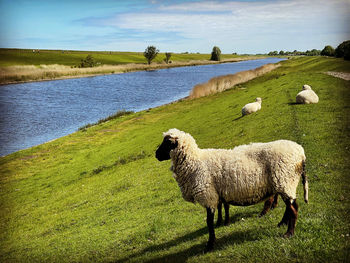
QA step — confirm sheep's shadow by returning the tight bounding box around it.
[116,227,263,263]
[233,115,244,121]
[114,210,260,263]
[288,102,301,106]
[114,227,208,263]
[143,228,263,263]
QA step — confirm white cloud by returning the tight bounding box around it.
[99,0,350,53]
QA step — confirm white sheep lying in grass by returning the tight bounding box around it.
[156,128,308,251]
[296,84,319,104]
[242,97,262,116]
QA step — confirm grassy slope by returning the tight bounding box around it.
[0,49,245,67]
[0,57,349,262]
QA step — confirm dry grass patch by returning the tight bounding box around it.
[189,63,281,98]
[0,57,264,85]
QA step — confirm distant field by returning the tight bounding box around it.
[0,48,245,67]
[0,48,264,84]
[1,57,349,262]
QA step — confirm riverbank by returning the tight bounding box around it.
[0,58,283,156]
[1,57,349,262]
[0,56,265,85]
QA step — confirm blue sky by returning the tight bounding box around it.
[0,0,349,54]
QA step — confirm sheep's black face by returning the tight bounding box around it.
[155,135,178,161]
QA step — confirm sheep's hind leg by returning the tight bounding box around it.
[260,194,279,217]
[271,194,278,209]
[216,201,223,227]
[260,195,276,217]
[205,207,216,252]
[284,200,298,238]
[217,200,230,226]
[224,202,230,226]
[278,202,291,227]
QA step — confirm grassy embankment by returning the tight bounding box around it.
[0,57,349,262]
[0,49,263,84]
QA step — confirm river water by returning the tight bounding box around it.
[0,58,284,156]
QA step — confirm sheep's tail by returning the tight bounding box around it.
[301,159,308,203]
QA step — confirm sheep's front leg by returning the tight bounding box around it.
[205,207,216,252]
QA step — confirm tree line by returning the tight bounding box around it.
[268,40,350,60]
[74,40,350,69]
[72,46,222,68]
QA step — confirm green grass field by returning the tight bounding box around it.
[0,48,244,67]
[0,57,349,262]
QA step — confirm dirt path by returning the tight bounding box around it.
[324,71,350,81]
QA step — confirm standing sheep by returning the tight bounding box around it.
[296,84,319,104]
[242,97,262,116]
[156,129,308,251]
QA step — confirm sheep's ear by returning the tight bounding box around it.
[169,136,178,144]
[166,136,178,149]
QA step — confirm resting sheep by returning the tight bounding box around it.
[156,128,308,251]
[296,84,319,104]
[242,97,262,116]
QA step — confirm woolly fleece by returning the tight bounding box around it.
[296,85,319,104]
[164,128,307,210]
[242,97,262,116]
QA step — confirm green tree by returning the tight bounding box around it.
[279,50,285,55]
[144,46,159,65]
[210,46,221,61]
[164,52,172,64]
[335,40,350,60]
[79,55,97,68]
[321,45,335,56]
[305,49,320,56]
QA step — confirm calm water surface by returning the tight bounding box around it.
[0,58,284,156]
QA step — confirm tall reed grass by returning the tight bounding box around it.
[189,63,281,99]
[0,64,147,84]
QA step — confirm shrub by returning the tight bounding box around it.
[210,46,221,61]
[79,55,97,68]
[164,52,172,64]
[335,40,350,60]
